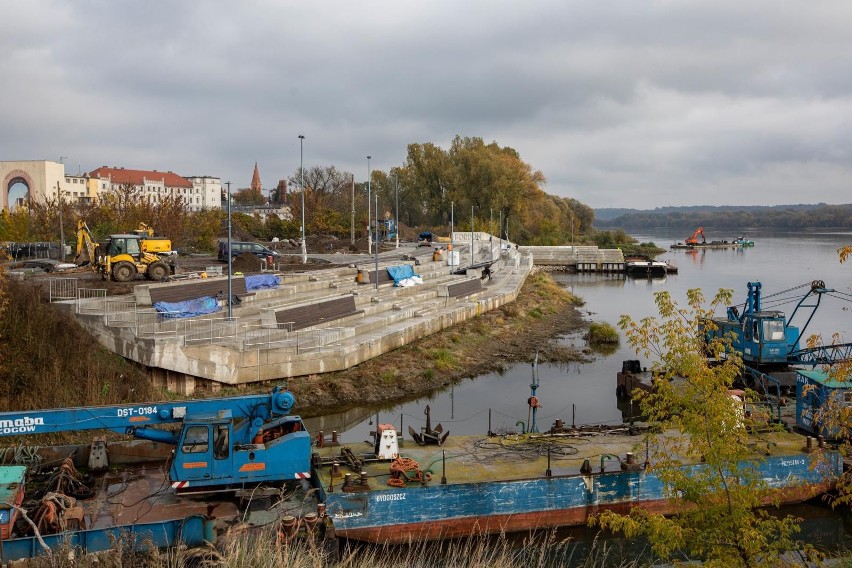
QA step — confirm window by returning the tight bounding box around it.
[66,178,70,183]
[182,426,209,453]
[214,425,229,459]
[764,320,785,341]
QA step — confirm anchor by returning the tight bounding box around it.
[408,405,450,446]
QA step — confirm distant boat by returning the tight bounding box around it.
[734,236,755,247]
[624,255,669,277]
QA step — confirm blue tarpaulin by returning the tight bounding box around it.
[245,274,281,290]
[153,296,220,319]
[386,264,420,286]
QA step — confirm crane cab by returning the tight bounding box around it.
[170,411,312,492]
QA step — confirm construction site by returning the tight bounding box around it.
[33,233,625,395]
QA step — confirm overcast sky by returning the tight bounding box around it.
[3,1,852,209]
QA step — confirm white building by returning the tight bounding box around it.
[88,166,196,208]
[184,175,223,211]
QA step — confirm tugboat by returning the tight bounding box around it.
[734,235,755,246]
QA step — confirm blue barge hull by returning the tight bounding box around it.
[316,431,841,543]
[0,515,209,563]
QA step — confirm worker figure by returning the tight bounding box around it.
[481,266,492,281]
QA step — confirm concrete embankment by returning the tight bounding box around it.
[56,237,532,394]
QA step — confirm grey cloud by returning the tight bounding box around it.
[3,0,852,208]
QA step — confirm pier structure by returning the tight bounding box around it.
[517,245,625,272]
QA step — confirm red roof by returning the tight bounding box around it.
[89,167,192,188]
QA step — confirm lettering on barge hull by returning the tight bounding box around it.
[331,481,834,544]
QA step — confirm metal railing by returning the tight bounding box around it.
[243,322,297,350]
[183,317,238,346]
[49,278,79,303]
[76,288,107,314]
[104,298,138,326]
[294,328,344,354]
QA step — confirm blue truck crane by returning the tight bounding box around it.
[706,280,852,368]
[0,386,312,493]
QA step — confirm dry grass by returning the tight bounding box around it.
[0,279,159,418]
[19,528,651,568]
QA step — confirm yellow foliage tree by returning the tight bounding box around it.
[591,288,807,567]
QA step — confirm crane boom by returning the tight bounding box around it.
[0,387,310,491]
[0,387,294,439]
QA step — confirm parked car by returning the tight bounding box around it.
[218,240,282,262]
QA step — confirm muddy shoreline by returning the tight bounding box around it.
[288,270,592,417]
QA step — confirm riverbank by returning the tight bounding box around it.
[288,270,591,417]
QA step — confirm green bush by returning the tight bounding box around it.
[588,322,619,344]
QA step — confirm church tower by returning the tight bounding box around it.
[251,162,262,193]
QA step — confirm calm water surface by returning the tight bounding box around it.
[311,229,852,441]
[309,229,852,552]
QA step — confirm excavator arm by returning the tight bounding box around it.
[74,220,100,267]
[685,227,706,245]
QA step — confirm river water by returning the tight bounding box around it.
[309,228,852,553]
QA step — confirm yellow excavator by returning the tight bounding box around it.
[74,220,177,282]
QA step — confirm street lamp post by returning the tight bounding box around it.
[395,174,399,249]
[226,181,233,319]
[374,194,379,290]
[489,208,493,262]
[367,156,372,254]
[350,174,355,246]
[58,156,67,261]
[470,206,475,269]
[56,182,64,261]
[449,201,455,273]
[299,135,306,264]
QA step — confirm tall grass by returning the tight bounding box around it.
[22,528,651,568]
[0,279,158,415]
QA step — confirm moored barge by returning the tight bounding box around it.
[313,425,841,543]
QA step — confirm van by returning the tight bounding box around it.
[218,241,282,262]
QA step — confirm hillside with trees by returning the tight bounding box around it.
[595,203,852,230]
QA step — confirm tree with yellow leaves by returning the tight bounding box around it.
[591,288,809,567]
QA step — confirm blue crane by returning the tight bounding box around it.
[0,387,312,493]
[706,280,852,368]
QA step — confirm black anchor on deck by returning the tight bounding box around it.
[408,405,450,446]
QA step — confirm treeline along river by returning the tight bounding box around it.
[308,228,852,555]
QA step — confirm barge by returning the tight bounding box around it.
[312,423,841,543]
[0,387,843,559]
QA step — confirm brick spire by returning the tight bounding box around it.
[251,162,262,192]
